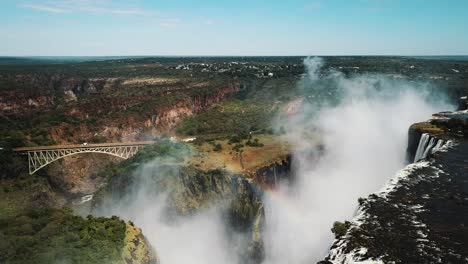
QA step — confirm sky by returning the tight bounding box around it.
[1,0,468,56]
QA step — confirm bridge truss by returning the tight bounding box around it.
[14,142,154,174]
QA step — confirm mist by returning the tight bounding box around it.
[92,57,452,264]
[263,57,452,263]
[94,156,241,264]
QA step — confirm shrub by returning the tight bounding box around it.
[246,138,264,147]
[331,221,351,238]
[233,143,244,152]
[213,143,222,152]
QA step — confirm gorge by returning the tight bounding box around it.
[1,56,468,264]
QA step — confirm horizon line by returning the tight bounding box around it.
[1,55,468,58]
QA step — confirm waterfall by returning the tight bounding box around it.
[414,133,430,162]
[422,137,436,159]
[413,133,445,162]
[431,139,446,154]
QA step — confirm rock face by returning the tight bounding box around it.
[250,155,292,189]
[6,76,240,197]
[91,140,266,263]
[95,165,265,263]
[46,153,119,196]
[122,223,159,264]
[321,97,468,264]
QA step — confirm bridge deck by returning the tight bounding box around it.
[13,141,156,152]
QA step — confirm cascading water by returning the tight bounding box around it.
[422,137,437,158]
[432,139,446,153]
[414,133,430,162]
[413,133,446,162]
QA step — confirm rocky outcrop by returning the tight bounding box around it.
[122,222,159,264]
[250,155,292,189]
[321,97,468,264]
[0,90,54,114]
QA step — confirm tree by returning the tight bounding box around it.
[331,221,351,238]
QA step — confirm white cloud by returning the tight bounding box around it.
[18,0,155,15]
[19,3,67,13]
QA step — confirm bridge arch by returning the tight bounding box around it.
[14,142,154,174]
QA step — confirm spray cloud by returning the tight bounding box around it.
[94,153,242,264]
[93,57,451,264]
[263,57,451,263]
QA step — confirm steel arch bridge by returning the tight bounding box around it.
[14,141,155,174]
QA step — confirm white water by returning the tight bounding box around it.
[423,137,436,158]
[414,133,430,162]
[263,57,451,263]
[432,139,446,154]
[414,133,446,162]
[72,194,94,205]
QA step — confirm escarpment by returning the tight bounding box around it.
[2,74,240,196]
[0,73,239,118]
[0,70,240,142]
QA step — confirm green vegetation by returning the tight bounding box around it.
[177,99,277,136]
[0,208,127,264]
[0,174,60,221]
[227,133,264,153]
[0,132,27,179]
[97,138,190,181]
[246,138,264,147]
[331,221,351,238]
[0,112,84,147]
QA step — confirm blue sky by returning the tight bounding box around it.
[1,0,468,56]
